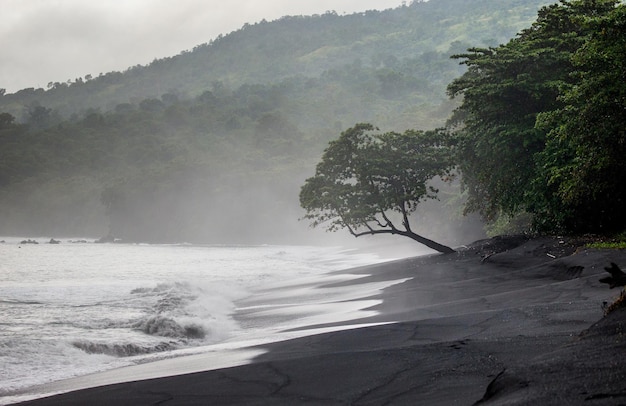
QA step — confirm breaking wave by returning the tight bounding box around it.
[72,340,177,357]
[133,315,207,339]
[68,280,241,358]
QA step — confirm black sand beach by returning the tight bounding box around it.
[14,236,626,405]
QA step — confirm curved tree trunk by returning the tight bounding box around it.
[404,231,455,254]
[349,226,455,254]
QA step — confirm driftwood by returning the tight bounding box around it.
[599,262,626,288]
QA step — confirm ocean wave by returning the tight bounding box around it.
[72,340,177,357]
[0,299,43,305]
[127,281,229,342]
[133,315,207,339]
[131,281,192,296]
[131,282,196,312]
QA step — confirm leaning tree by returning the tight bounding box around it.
[299,123,456,254]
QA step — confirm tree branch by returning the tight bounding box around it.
[379,210,396,231]
[400,200,412,233]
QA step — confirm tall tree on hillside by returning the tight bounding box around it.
[536,3,626,232]
[299,123,456,253]
[447,0,618,231]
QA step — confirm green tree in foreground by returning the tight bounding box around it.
[299,123,456,254]
[447,0,619,232]
[536,3,626,232]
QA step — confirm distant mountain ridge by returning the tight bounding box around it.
[0,0,550,120]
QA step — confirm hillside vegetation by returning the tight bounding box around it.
[449,0,626,234]
[0,0,550,243]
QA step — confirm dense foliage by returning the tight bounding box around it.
[0,0,548,243]
[300,124,455,253]
[448,0,625,233]
[535,2,626,232]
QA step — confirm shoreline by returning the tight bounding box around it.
[13,236,626,405]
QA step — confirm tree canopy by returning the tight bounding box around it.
[299,124,456,253]
[535,2,626,232]
[447,0,624,233]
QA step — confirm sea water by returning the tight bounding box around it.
[0,238,393,403]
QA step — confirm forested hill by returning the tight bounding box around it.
[0,0,550,244]
[0,0,548,119]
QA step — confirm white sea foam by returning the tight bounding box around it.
[0,240,396,403]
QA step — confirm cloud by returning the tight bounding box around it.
[0,0,400,93]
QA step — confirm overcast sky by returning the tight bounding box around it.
[1,0,404,93]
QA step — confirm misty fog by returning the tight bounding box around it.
[0,0,548,250]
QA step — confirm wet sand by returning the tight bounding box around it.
[14,236,626,405]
